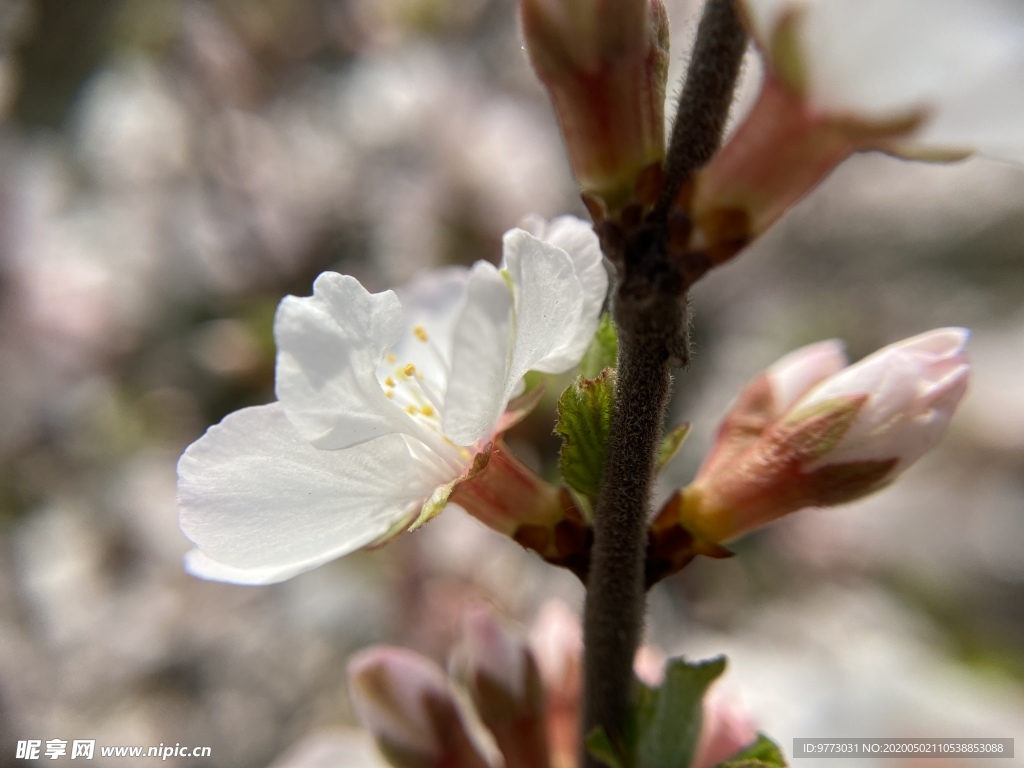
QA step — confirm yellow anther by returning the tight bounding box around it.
[386,391,394,399]
[404,363,416,377]
[406,405,417,415]
[386,353,397,363]
[414,325,428,342]
[420,405,435,417]
[385,377,396,388]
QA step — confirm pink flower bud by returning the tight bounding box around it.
[659,328,970,545]
[520,0,670,213]
[456,606,550,768]
[526,600,671,768]
[527,601,582,768]
[347,647,490,768]
[696,339,848,480]
[691,686,758,768]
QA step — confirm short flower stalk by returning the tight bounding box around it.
[448,444,592,580]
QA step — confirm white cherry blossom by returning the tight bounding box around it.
[177,216,606,584]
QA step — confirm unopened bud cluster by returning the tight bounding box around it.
[348,607,555,768]
[349,602,756,768]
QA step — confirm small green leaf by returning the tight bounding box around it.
[580,313,618,379]
[585,727,626,768]
[555,370,615,503]
[656,422,691,475]
[719,734,788,767]
[632,656,727,768]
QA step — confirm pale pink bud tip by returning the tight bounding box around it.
[528,600,583,692]
[347,647,488,768]
[692,687,758,768]
[459,606,551,768]
[528,600,583,768]
[797,327,970,471]
[461,606,530,705]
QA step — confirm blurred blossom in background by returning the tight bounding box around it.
[0,1,1022,766]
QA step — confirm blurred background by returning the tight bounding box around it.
[0,0,1022,765]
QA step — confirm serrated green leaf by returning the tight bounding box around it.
[585,727,626,768]
[555,370,615,502]
[632,656,727,768]
[580,313,618,379]
[656,422,691,475]
[719,734,788,767]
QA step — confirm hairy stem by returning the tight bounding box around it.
[579,2,748,764]
[656,0,747,218]
[580,284,680,766]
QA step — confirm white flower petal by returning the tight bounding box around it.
[503,228,592,375]
[178,404,444,583]
[444,227,606,445]
[839,370,968,469]
[517,216,609,370]
[443,261,514,446]
[520,214,604,283]
[184,549,312,585]
[274,272,410,450]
